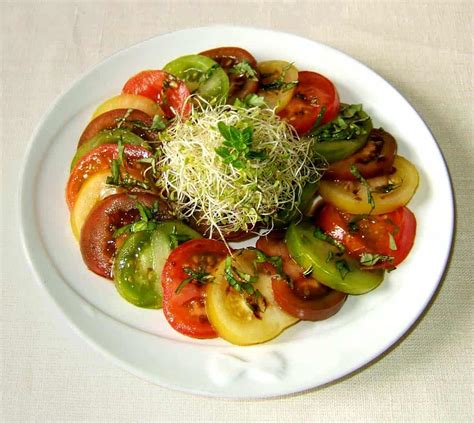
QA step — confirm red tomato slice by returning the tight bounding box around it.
[200,47,259,104]
[256,232,347,321]
[66,144,152,210]
[317,203,416,269]
[122,70,191,119]
[323,128,397,181]
[278,71,340,135]
[78,109,155,147]
[161,239,229,339]
[80,193,170,279]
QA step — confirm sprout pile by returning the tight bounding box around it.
[155,99,326,239]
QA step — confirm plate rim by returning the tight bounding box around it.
[18,24,455,399]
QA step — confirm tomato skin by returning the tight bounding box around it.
[66,144,152,210]
[80,193,170,279]
[324,128,397,181]
[278,71,340,135]
[318,204,416,269]
[122,70,191,119]
[199,47,259,104]
[256,232,347,321]
[78,109,154,147]
[161,239,229,339]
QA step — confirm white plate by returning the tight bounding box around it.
[19,26,454,398]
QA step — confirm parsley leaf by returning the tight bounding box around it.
[151,114,167,131]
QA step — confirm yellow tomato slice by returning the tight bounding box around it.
[206,250,298,345]
[70,169,119,240]
[319,155,419,215]
[257,60,298,112]
[91,94,162,120]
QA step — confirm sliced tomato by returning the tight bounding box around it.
[317,203,416,269]
[78,109,155,146]
[256,232,347,320]
[66,144,152,210]
[122,70,191,119]
[324,128,397,181]
[257,60,298,112]
[206,249,298,345]
[80,193,170,279]
[319,155,419,215]
[200,47,259,104]
[161,239,229,339]
[92,94,162,120]
[278,71,340,135]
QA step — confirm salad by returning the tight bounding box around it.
[66,46,419,345]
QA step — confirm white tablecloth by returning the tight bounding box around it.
[1,1,472,421]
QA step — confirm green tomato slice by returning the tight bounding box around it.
[285,221,384,295]
[163,54,229,104]
[70,129,148,170]
[312,104,373,163]
[114,221,202,309]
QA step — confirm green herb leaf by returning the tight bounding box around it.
[151,114,167,131]
[313,227,346,252]
[230,60,258,80]
[215,121,266,168]
[309,103,370,141]
[335,259,351,279]
[350,165,375,211]
[169,225,192,249]
[175,267,213,294]
[388,232,397,251]
[360,253,394,267]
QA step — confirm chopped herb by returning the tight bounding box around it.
[260,62,298,92]
[326,250,335,263]
[169,225,192,249]
[372,180,402,194]
[388,232,397,251]
[335,259,351,279]
[201,64,219,82]
[224,256,266,315]
[230,60,258,80]
[215,121,267,168]
[350,165,375,211]
[250,248,292,288]
[112,202,159,238]
[233,93,266,109]
[313,227,346,252]
[107,159,121,185]
[151,114,167,131]
[308,106,326,133]
[360,253,394,267]
[308,103,371,141]
[175,267,213,294]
